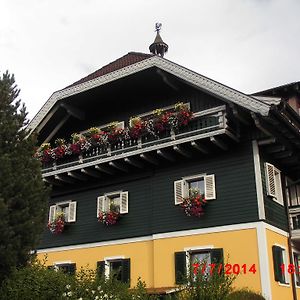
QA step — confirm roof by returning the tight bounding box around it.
[28,53,271,133]
[67,52,153,88]
[252,81,300,97]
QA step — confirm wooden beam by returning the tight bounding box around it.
[43,177,63,186]
[60,103,85,120]
[225,130,239,142]
[274,151,293,159]
[124,157,144,168]
[210,137,228,151]
[140,153,159,165]
[173,145,191,158]
[258,138,276,146]
[81,168,102,178]
[191,141,209,154]
[266,145,286,153]
[43,114,70,143]
[67,171,88,181]
[95,165,115,175]
[109,161,129,172]
[157,149,175,161]
[54,174,76,184]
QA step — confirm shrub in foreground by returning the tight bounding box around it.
[226,289,265,300]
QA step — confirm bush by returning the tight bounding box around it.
[226,289,265,300]
[0,260,158,300]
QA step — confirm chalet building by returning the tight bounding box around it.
[29,27,300,300]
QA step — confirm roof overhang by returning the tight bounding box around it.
[28,55,271,133]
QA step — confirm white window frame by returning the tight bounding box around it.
[103,255,125,279]
[293,250,300,287]
[184,245,214,280]
[174,173,216,205]
[97,191,129,216]
[49,200,77,223]
[265,163,284,206]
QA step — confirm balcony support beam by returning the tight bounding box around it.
[210,137,228,151]
[95,165,115,175]
[191,141,208,154]
[157,149,175,161]
[109,161,129,172]
[140,153,159,165]
[81,168,102,178]
[124,157,144,168]
[67,171,88,181]
[54,174,76,184]
[173,145,191,158]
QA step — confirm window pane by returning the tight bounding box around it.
[191,252,211,277]
[110,260,122,281]
[189,179,204,195]
[109,196,120,213]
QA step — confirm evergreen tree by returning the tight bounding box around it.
[0,71,48,283]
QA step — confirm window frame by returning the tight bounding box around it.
[293,251,300,286]
[49,200,77,223]
[272,244,290,285]
[174,173,216,205]
[97,191,129,217]
[52,261,76,275]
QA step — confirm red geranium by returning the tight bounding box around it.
[48,212,65,234]
[181,189,207,218]
[98,211,120,226]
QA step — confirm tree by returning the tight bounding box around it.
[0,71,48,283]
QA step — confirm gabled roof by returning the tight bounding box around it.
[28,53,271,133]
[67,52,153,88]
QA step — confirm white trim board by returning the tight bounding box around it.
[252,140,266,220]
[28,56,270,134]
[36,221,288,253]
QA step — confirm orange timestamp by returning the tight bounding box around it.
[192,263,257,275]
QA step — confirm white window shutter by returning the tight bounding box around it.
[49,205,56,222]
[174,180,186,205]
[120,191,129,214]
[204,174,216,200]
[265,163,276,197]
[97,196,106,216]
[68,201,77,222]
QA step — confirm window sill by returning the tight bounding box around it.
[278,282,290,287]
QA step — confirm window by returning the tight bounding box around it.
[97,258,130,284]
[49,201,77,223]
[174,174,216,205]
[97,191,128,216]
[294,253,300,286]
[51,263,76,275]
[265,163,283,205]
[174,248,223,284]
[287,180,300,207]
[292,214,300,230]
[272,245,288,284]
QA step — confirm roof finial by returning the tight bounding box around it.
[149,23,168,57]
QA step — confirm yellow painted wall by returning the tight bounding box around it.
[152,228,261,291]
[266,229,293,300]
[37,228,263,292]
[37,241,154,288]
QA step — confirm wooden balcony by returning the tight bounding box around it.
[42,105,238,185]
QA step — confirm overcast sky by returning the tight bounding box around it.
[2,0,300,120]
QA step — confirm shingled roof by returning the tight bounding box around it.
[68,52,153,87]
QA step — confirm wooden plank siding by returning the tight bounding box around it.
[259,152,289,231]
[38,140,259,249]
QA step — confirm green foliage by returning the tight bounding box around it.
[0,71,49,283]
[0,261,159,300]
[226,289,266,300]
[177,261,235,300]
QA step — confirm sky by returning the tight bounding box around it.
[1,0,300,120]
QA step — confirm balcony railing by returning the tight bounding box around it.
[41,105,231,177]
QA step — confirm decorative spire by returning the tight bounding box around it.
[149,23,168,57]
